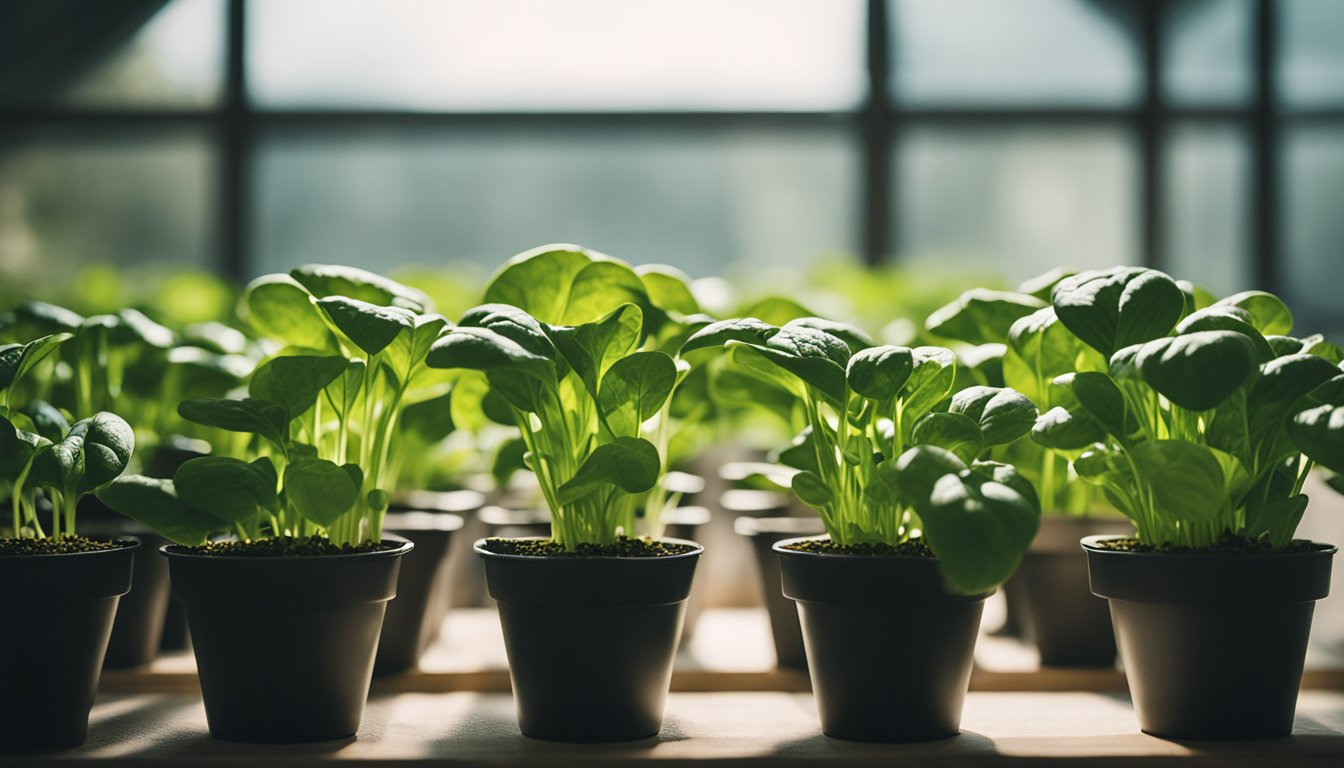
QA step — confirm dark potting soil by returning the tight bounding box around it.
[0,536,129,555]
[780,539,934,557]
[1095,534,1330,556]
[178,536,398,557]
[481,536,697,558]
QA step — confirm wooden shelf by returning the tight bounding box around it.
[17,691,1344,766]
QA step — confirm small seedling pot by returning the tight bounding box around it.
[0,539,137,750]
[1014,517,1132,667]
[164,539,413,742]
[374,512,464,675]
[81,522,173,669]
[1083,535,1337,739]
[476,537,702,742]
[775,536,990,742]
[735,515,827,669]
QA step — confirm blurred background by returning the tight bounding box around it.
[0,0,1341,331]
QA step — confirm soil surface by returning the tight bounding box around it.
[1093,535,1330,555]
[0,536,130,555]
[781,539,934,557]
[177,536,399,557]
[481,536,697,558]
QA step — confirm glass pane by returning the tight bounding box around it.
[1163,0,1252,105]
[61,0,224,108]
[1280,0,1344,107]
[891,0,1141,105]
[253,126,858,278]
[1163,123,1250,296]
[1283,125,1344,335]
[249,0,866,111]
[0,129,215,294]
[895,126,1137,282]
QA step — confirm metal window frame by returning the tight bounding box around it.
[0,0,1332,284]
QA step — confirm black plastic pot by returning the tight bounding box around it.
[374,512,464,675]
[81,522,172,669]
[0,539,137,750]
[477,537,702,742]
[735,515,827,669]
[1014,517,1131,667]
[776,536,990,742]
[1083,535,1337,740]
[164,539,412,742]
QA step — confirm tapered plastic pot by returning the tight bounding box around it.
[0,539,136,750]
[735,515,827,668]
[477,537,702,742]
[776,536,990,742]
[1015,517,1131,667]
[81,522,172,669]
[374,512,464,675]
[164,539,412,742]
[1083,535,1336,740]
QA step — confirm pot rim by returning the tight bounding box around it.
[0,536,140,560]
[473,535,704,562]
[1080,534,1338,560]
[161,538,414,562]
[772,534,939,562]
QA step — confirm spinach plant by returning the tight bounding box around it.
[682,316,1042,593]
[100,265,446,546]
[1031,266,1344,548]
[425,245,709,547]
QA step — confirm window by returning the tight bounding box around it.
[1,0,1341,331]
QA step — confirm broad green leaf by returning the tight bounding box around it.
[1135,331,1258,411]
[0,414,47,482]
[75,412,135,493]
[115,309,175,349]
[925,289,1046,345]
[948,386,1037,445]
[178,397,289,446]
[1005,307,1091,406]
[400,390,455,444]
[920,471,1040,594]
[290,263,431,312]
[1303,336,1344,365]
[0,333,72,394]
[549,303,642,395]
[1031,406,1105,451]
[563,259,649,326]
[772,428,822,475]
[241,275,336,351]
[638,265,700,316]
[901,346,957,420]
[1066,371,1134,440]
[97,476,216,546]
[459,304,559,360]
[1129,440,1229,522]
[483,245,593,324]
[738,296,814,327]
[174,456,277,524]
[846,345,914,401]
[1244,493,1309,542]
[557,436,661,504]
[426,326,556,382]
[1289,404,1344,473]
[970,460,1042,513]
[1250,353,1342,410]
[323,359,366,421]
[0,301,83,337]
[284,458,361,527]
[598,351,677,437]
[747,324,851,403]
[890,445,969,506]
[1214,290,1293,336]
[911,412,985,463]
[791,470,832,510]
[1175,306,1273,361]
[681,317,779,354]
[383,313,449,384]
[29,431,82,494]
[785,318,874,355]
[250,355,350,420]
[317,297,416,357]
[1017,267,1076,300]
[1051,267,1184,357]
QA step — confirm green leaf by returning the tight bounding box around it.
[1214,290,1293,336]
[175,456,278,525]
[178,397,290,446]
[1031,406,1105,451]
[1128,440,1230,523]
[483,245,593,324]
[75,412,135,493]
[563,259,650,326]
[284,458,361,527]
[598,351,677,437]
[746,324,851,403]
[97,476,216,546]
[920,470,1040,594]
[791,470,832,510]
[115,309,175,349]
[289,263,432,312]
[1017,267,1076,300]
[638,265,700,316]
[925,289,1046,345]
[947,386,1037,445]
[786,318,874,354]
[400,390,455,444]
[681,317,779,354]
[241,274,336,351]
[1066,371,1135,440]
[383,313,449,384]
[549,303,642,395]
[1004,307,1091,407]
[1289,404,1344,473]
[911,412,985,463]
[556,436,661,504]
[0,333,72,393]
[0,414,47,482]
[0,301,83,336]
[317,297,416,357]
[1175,306,1273,360]
[1051,267,1184,357]
[29,431,83,494]
[1244,493,1309,542]
[459,304,560,360]
[845,345,914,401]
[901,346,957,420]
[890,445,969,506]
[1135,330,1258,411]
[426,326,556,383]
[27,400,68,443]
[249,355,351,420]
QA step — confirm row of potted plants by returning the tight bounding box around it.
[1,248,1340,747]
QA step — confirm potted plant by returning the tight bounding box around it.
[925,277,1131,665]
[1039,266,1340,739]
[98,268,453,742]
[682,316,1041,742]
[1,332,137,749]
[425,245,706,742]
